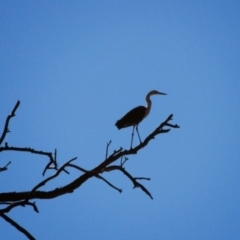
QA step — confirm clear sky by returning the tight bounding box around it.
[1,1,240,239]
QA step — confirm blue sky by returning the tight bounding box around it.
[1,1,240,239]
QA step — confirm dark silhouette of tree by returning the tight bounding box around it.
[0,101,180,239]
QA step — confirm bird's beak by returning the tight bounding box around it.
[157,91,167,95]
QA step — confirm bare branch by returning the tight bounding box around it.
[54,148,57,164]
[134,177,151,181]
[0,101,180,239]
[0,200,39,213]
[105,140,112,160]
[0,145,58,176]
[105,165,153,199]
[68,163,88,173]
[26,157,77,201]
[120,157,128,166]
[0,146,55,164]
[0,213,36,240]
[0,114,179,203]
[94,114,179,171]
[97,175,122,193]
[68,163,122,193]
[0,161,11,172]
[42,149,58,176]
[0,100,20,146]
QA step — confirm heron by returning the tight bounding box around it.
[115,90,166,148]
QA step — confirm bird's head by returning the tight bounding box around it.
[148,90,167,96]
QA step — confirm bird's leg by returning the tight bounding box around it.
[136,125,142,144]
[130,126,135,149]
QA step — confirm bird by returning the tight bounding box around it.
[115,90,166,148]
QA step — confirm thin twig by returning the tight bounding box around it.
[54,149,57,165]
[68,163,122,193]
[121,157,128,166]
[42,149,58,176]
[104,165,153,199]
[0,161,11,172]
[96,175,122,193]
[105,140,112,160]
[134,177,151,181]
[68,163,88,173]
[0,100,20,146]
[0,146,55,162]
[0,200,38,213]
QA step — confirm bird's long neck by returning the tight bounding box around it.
[144,94,152,118]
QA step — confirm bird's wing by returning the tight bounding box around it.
[115,106,146,129]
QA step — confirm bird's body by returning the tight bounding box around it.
[115,106,146,129]
[115,90,166,148]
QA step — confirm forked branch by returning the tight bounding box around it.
[0,101,179,239]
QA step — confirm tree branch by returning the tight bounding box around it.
[68,163,122,193]
[94,114,180,171]
[0,213,36,240]
[105,165,153,199]
[0,101,180,239]
[0,200,38,214]
[0,100,20,146]
[105,140,112,160]
[0,146,56,171]
[26,157,77,201]
[0,114,179,202]
[0,161,11,172]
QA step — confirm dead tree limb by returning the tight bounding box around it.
[0,101,180,239]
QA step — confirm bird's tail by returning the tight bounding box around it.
[115,120,123,129]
